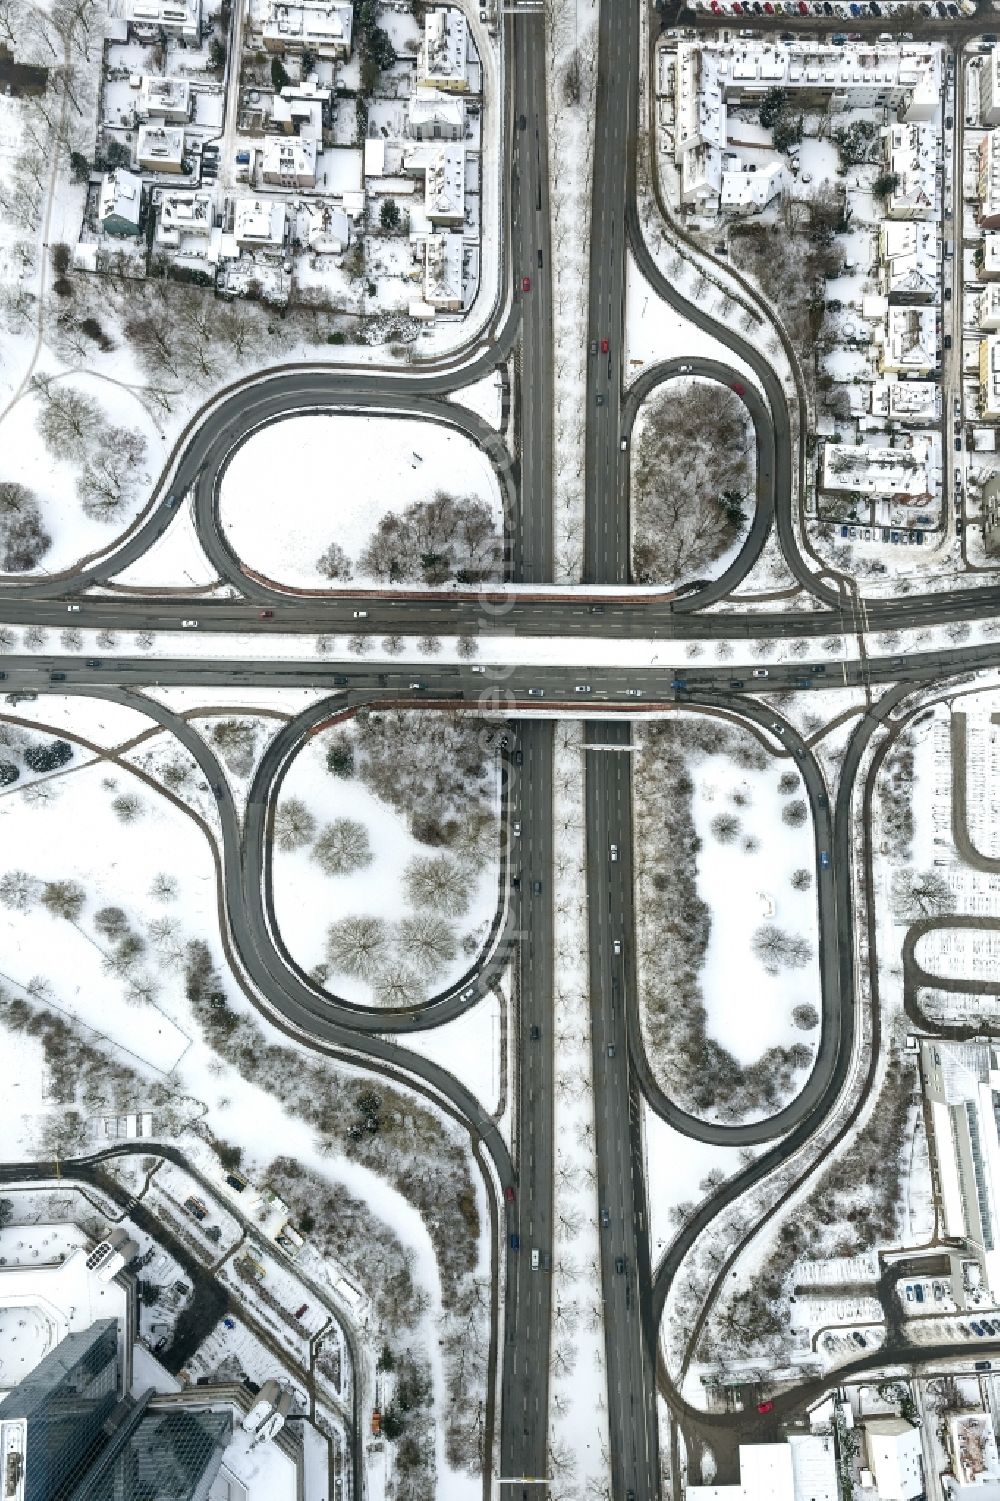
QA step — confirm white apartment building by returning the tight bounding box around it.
[233,196,287,250]
[880,305,936,375]
[883,121,936,219]
[879,219,938,300]
[421,232,463,309]
[982,47,1000,125]
[261,135,317,188]
[156,188,214,248]
[981,283,1000,332]
[982,233,1000,279]
[864,1419,924,1501]
[407,87,465,141]
[981,334,1000,420]
[686,1437,836,1501]
[405,143,465,224]
[136,75,191,123]
[870,378,939,425]
[261,0,353,58]
[126,0,200,42]
[672,39,941,211]
[417,7,468,93]
[980,131,1000,230]
[821,437,933,500]
[136,123,185,173]
[720,160,787,212]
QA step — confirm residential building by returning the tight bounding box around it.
[135,74,191,123]
[156,188,215,248]
[407,86,465,140]
[98,170,143,236]
[981,284,1000,332]
[136,123,185,174]
[870,378,939,425]
[863,1418,924,1501]
[302,200,350,253]
[981,335,1000,420]
[880,306,936,376]
[671,39,941,212]
[821,438,933,501]
[261,135,317,188]
[233,196,287,251]
[260,0,353,59]
[883,121,936,219]
[879,219,938,300]
[979,233,1000,279]
[922,1041,1000,1290]
[686,1442,795,1501]
[417,7,468,93]
[0,1320,121,1501]
[126,0,200,43]
[982,47,1000,125]
[271,78,328,138]
[983,472,1000,556]
[71,1407,233,1501]
[405,143,465,224]
[720,159,787,212]
[422,232,463,309]
[947,1410,1000,1487]
[979,131,1000,230]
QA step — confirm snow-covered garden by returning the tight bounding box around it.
[272,709,502,1006]
[634,714,820,1124]
[219,413,506,591]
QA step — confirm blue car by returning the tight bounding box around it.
[820,851,830,870]
[510,1233,520,1250]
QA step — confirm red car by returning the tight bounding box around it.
[731,382,746,397]
[259,609,274,618]
[600,338,609,354]
[757,1401,774,1415]
[504,1185,516,1203]
[797,1,808,11]
[522,275,531,292]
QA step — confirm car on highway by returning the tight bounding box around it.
[50,671,66,681]
[512,820,521,836]
[574,684,592,693]
[522,275,531,292]
[613,939,621,955]
[820,851,830,869]
[678,363,692,374]
[589,339,597,355]
[518,113,526,129]
[610,843,618,861]
[976,1360,993,1371]
[504,1185,515,1203]
[182,619,198,628]
[531,1249,540,1270]
[625,687,642,697]
[596,393,605,406]
[259,609,273,619]
[66,603,80,612]
[510,1234,520,1250]
[166,491,183,506]
[352,609,368,618]
[86,659,103,669]
[752,667,768,678]
[532,880,542,894]
[615,1257,625,1274]
[600,338,609,354]
[620,437,627,450]
[470,664,485,673]
[409,681,425,690]
[530,1024,540,1040]
[601,1208,610,1227]
[607,1043,616,1058]
[527,687,544,697]
[756,1401,774,1415]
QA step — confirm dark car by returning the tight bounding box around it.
[333,674,349,686]
[510,1234,520,1250]
[852,1332,866,1347]
[514,748,523,766]
[615,1257,626,1274]
[973,1322,986,1336]
[600,1208,610,1228]
[518,113,526,129]
[976,1361,993,1371]
[49,672,66,681]
[532,880,542,894]
[504,1185,516,1203]
[86,658,103,669]
[530,1024,540,1040]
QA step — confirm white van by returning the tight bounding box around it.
[531,1248,540,1271]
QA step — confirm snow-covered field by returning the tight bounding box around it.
[271,714,501,1006]
[218,412,504,590]
[691,752,820,1065]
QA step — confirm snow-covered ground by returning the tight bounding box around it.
[271,714,501,1006]
[691,752,820,1065]
[218,412,504,590]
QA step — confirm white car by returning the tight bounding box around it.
[752,668,768,679]
[66,603,80,612]
[181,619,199,628]
[470,665,485,673]
[352,609,368,619]
[610,843,619,862]
[613,939,622,955]
[575,684,592,693]
[512,821,521,837]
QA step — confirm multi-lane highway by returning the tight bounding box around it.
[5,1,1000,1497]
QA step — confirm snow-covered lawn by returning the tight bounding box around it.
[272,713,501,1006]
[218,412,504,590]
[692,752,820,1065]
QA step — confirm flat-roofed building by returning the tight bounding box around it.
[261,134,317,188]
[864,1418,924,1501]
[982,46,1000,125]
[261,0,353,58]
[922,1041,1000,1291]
[981,334,1000,419]
[980,131,1000,230]
[126,0,200,43]
[156,188,214,247]
[884,121,936,219]
[422,231,463,309]
[233,195,287,250]
[136,123,185,174]
[136,75,191,122]
[821,437,933,501]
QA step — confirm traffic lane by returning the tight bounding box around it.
[585,722,659,1499]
